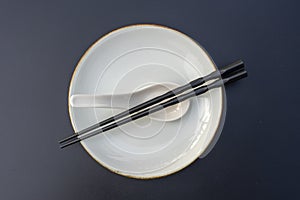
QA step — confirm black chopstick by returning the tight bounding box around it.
[60,69,247,148]
[59,60,244,144]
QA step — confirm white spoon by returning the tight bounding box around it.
[70,83,190,121]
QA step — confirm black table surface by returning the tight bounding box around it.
[1,0,299,199]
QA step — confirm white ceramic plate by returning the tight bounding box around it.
[68,24,226,179]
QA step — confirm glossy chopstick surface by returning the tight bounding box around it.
[59,61,246,148]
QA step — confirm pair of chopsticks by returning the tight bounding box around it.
[60,60,247,148]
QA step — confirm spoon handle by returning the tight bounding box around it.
[70,94,129,108]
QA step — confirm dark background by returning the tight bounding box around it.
[1,0,299,199]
